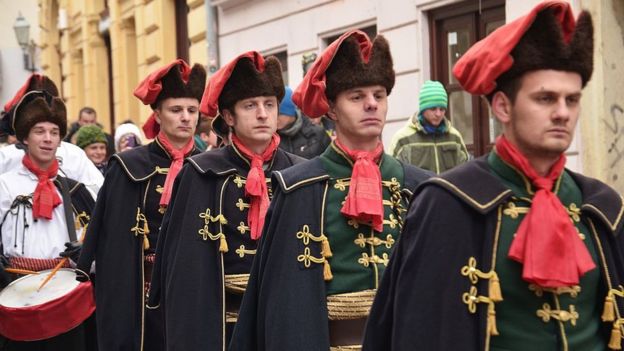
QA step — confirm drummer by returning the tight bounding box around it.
[0,90,96,350]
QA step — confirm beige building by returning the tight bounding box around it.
[37,0,623,193]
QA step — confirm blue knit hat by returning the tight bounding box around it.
[418,80,448,116]
[279,86,296,117]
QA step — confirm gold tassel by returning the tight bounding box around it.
[142,220,150,250]
[489,272,503,302]
[321,236,333,258]
[219,235,229,253]
[75,217,82,231]
[487,308,499,336]
[143,235,150,251]
[609,323,622,350]
[603,294,616,322]
[323,260,333,281]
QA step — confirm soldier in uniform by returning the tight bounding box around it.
[230,30,431,350]
[147,51,304,350]
[363,2,624,350]
[0,90,95,350]
[77,59,206,351]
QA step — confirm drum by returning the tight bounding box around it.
[0,268,95,341]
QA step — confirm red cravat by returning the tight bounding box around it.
[496,135,595,287]
[22,155,62,220]
[157,132,195,207]
[231,134,280,240]
[335,139,384,232]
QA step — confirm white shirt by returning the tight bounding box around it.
[0,142,104,198]
[0,165,86,259]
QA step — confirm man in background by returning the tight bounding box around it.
[390,80,468,174]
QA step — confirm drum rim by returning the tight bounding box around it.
[0,268,79,306]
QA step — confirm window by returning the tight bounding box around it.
[430,0,505,157]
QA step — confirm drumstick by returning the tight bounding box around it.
[5,268,39,275]
[37,258,67,292]
[37,216,90,292]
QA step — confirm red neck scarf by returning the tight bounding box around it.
[496,135,595,288]
[157,132,195,207]
[232,133,280,240]
[335,139,384,232]
[22,155,62,220]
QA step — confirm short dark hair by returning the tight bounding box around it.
[78,106,96,119]
[486,75,523,105]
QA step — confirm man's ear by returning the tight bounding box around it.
[491,91,512,124]
[222,109,235,127]
[154,109,162,125]
[326,102,338,122]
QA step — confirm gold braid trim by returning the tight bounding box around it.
[330,346,361,351]
[296,225,333,280]
[460,257,503,302]
[384,178,406,230]
[198,209,229,252]
[224,274,249,294]
[130,208,150,250]
[327,289,376,320]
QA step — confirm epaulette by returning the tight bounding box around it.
[569,171,624,235]
[417,156,512,214]
[273,157,328,193]
[111,145,165,182]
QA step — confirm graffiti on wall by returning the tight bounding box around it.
[605,104,624,185]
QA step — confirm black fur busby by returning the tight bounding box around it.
[151,63,207,109]
[325,35,395,101]
[13,91,67,142]
[496,8,594,89]
[1,75,60,136]
[217,56,285,112]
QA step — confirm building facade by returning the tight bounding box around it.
[36,0,624,193]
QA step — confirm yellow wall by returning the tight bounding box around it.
[39,0,186,134]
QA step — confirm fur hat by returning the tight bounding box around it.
[325,35,395,102]
[216,56,284,113]
[495,8,593,90]
[293,30,395,118]
[13,90,67,142]
[453,1,593,95]
[150,64,207,109]
[134,59,207,138]
[1,74,60,136]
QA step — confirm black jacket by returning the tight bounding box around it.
[278,114,331,159]
[362,156,624,351]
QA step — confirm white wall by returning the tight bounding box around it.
[211,0,583,172]
[0,0,39,109]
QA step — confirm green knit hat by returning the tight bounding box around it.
[76,125,108,149]
[418,80,448,116]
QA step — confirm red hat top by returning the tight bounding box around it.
[292,30,372,118]
[199,51,266,117]
[452,1,576,95]
[4,74,59,113]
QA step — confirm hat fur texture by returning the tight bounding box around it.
[217,56,285,112]
[152,63,207,108]
[497,8,593,88]
[14,91,67,142]
[325,35,395,101]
